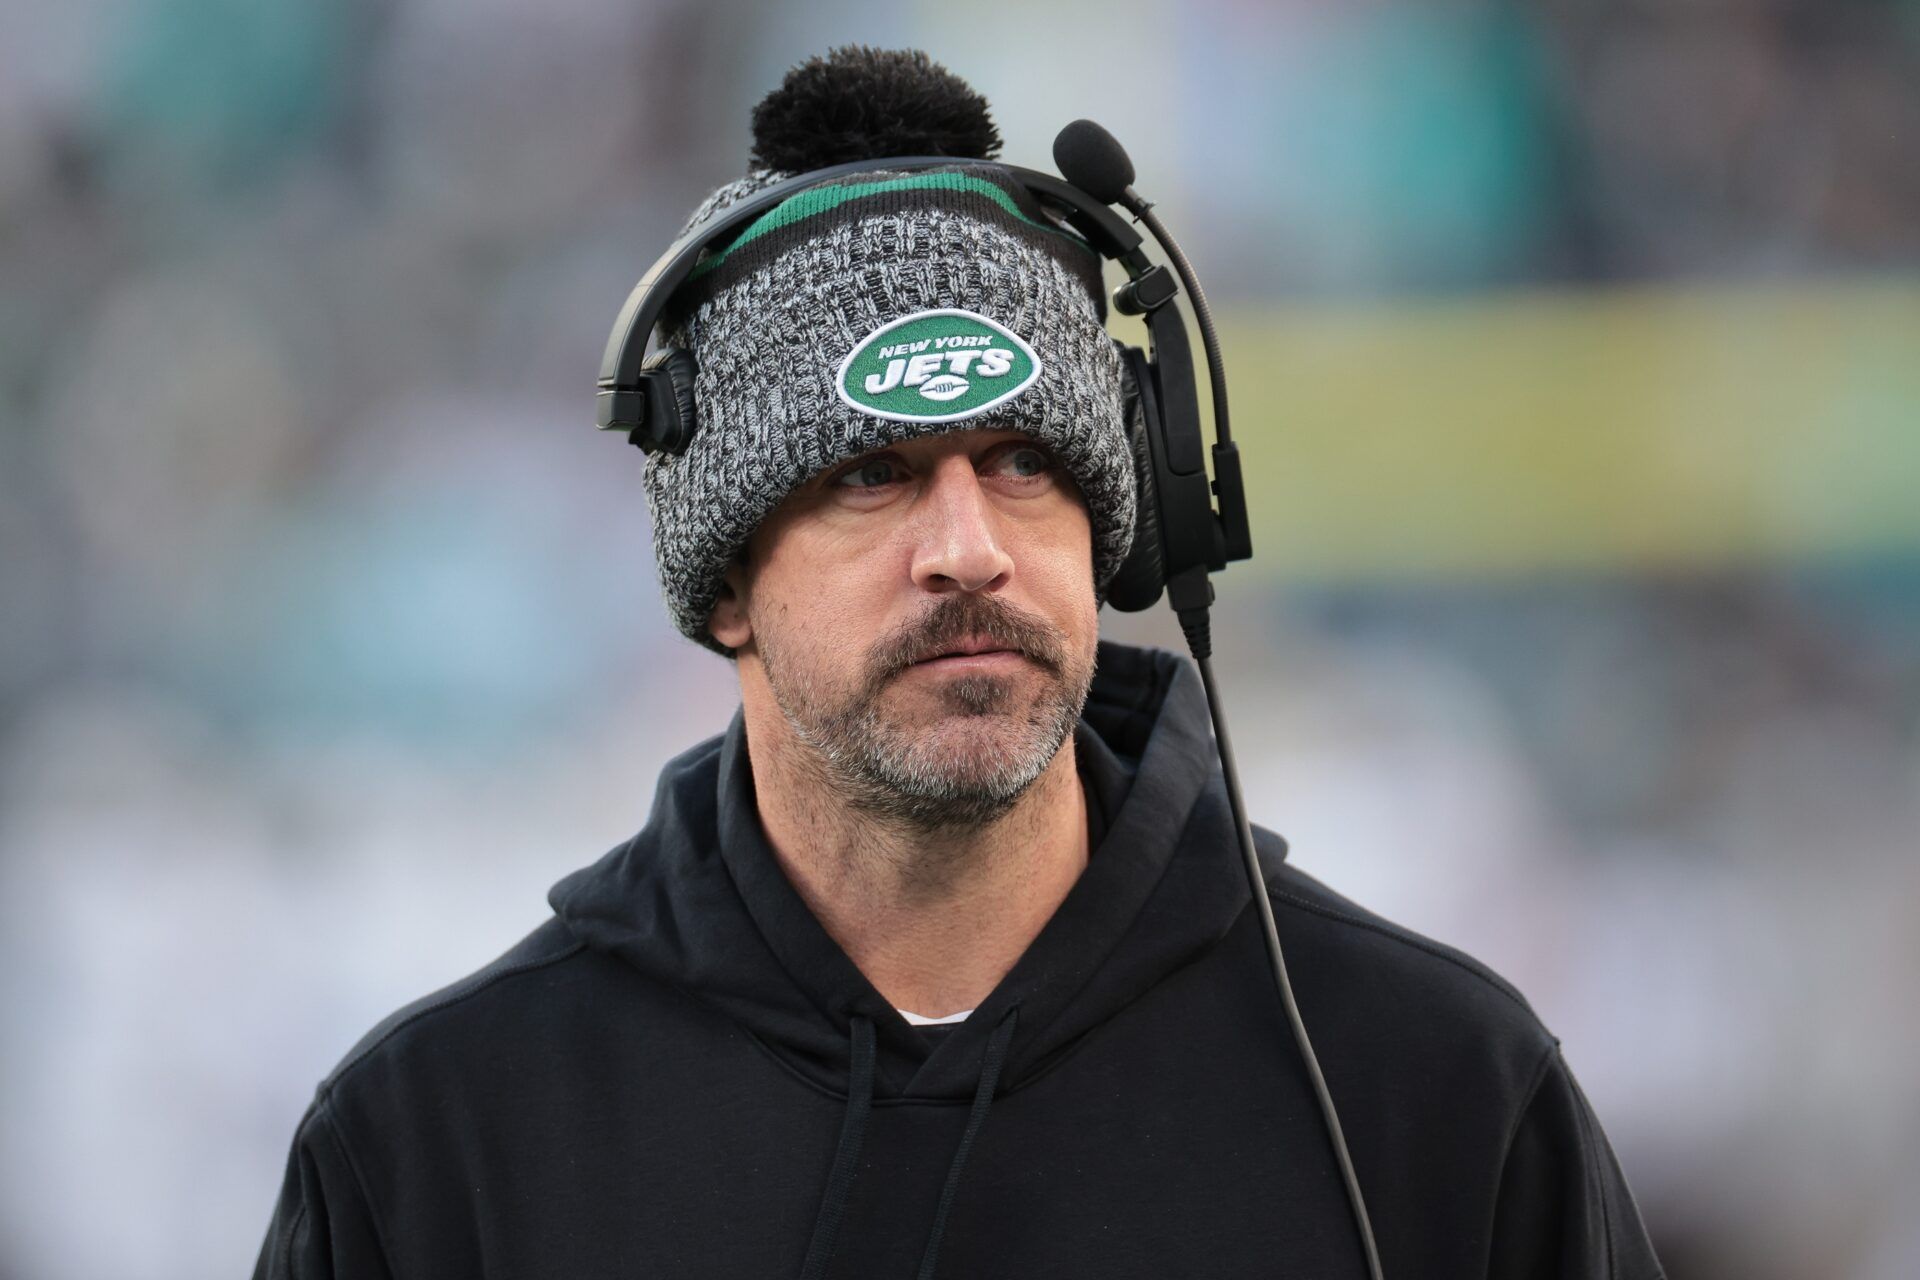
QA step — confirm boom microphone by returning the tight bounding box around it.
[1052,119,1135,207]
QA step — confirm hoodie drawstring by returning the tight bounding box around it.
[799,1014,876,1280]
[797,1006,1019,1280]
[915,1006,1019,1280]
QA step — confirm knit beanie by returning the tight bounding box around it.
[641,47,1137,655]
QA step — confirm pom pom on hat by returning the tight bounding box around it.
[749,45,1003,172]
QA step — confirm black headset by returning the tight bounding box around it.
[593,121,1385,1280]
[594,124,1251,619]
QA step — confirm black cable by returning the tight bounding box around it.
[1181,607,1385,1280]
[1126,195,1233,447]
[1057,118,1375,1272]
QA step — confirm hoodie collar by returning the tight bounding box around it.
[550,640,1269,1101]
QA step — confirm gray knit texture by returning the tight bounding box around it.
[642,168,1137,654]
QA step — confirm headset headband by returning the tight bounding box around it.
[595,157,1161,435]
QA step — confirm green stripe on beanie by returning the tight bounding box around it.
[690,171,1095,281]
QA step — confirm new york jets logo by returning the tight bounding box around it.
[835,308,1042,423]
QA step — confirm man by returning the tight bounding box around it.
[255,47,1664,1279]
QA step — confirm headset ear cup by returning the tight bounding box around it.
[1103,345,1167,612]
[636,348,700,454]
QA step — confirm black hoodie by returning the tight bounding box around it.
[254,641,1664,1279]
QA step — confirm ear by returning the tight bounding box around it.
[707,555,754,652]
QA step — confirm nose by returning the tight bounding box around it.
[908,453,1015,595]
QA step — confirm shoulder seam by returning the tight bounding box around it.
[1563,1045,1620,1279]
[281,1188,308,1277]
[324,938,589,1090]
[280,1107,323,1277]
[1478,1038,1563,1275]
[311,1093,399,1278]
[1266,885,1542,1022]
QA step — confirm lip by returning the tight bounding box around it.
[915,634,1020,660]
[909,648,1028,672]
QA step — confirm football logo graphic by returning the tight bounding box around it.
[835,308,1042,423]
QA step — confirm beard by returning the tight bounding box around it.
[755,592,1097,832]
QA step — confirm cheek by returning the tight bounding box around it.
[1008,509,1100,648]
[1031,505,1098,599]
[752,540,890,651]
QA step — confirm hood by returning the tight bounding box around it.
[548,639,1274,1103]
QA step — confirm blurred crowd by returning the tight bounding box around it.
[0,2,1915,1277]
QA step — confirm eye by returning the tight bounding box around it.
[832,456,906,489]
[986,443,1056,482]
[1007,447,1050,476]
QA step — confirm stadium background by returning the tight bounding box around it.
[1,1,1916,1276]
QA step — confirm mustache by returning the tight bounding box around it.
[867,594,1068,683]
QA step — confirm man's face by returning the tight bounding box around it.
[710,427,1100,831]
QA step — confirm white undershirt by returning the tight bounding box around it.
[897,1007,975,1026]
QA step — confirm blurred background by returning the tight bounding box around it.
[1,0,1916,1275]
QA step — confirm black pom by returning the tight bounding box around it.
[749,46,1002,173]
